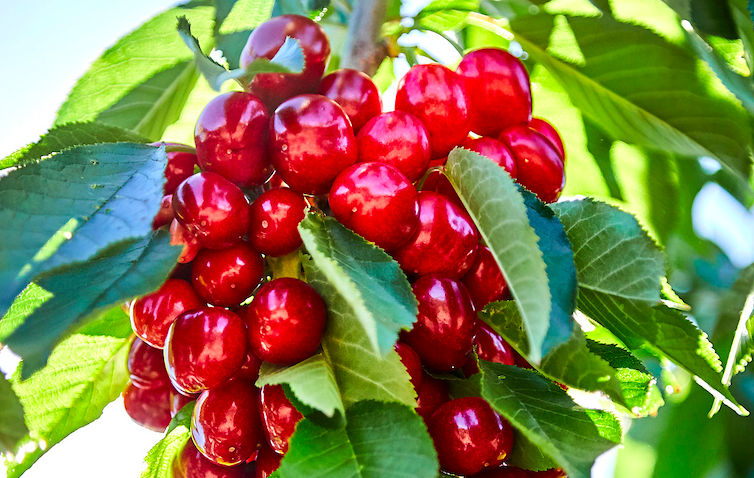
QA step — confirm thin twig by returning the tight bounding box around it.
[340,0,389,76]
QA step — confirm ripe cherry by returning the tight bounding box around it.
[173,440,250,478]
[233,350,264,383]
[130,278,203,348]
[463,137,517,178]
[498,126,565,203]
[318,69,381,132]
[461,245,510,310]
[241,278,327,365]
[240,14,330,111]
[420,169,462,209]
[428,397,514,475]
[456,48,532,136]
[123,381,172,432]
[170,388,196,418]
[395,64,470,159]
[463,322,515,376]
[392,191,479,279]
[153,194,175,229]
[249,187,308,257]
[164,148,199,195]
[329,162,420,251]
[259,384,304,455]
[474,467,531,478]
[394,341,423,392]
[195,92,272,187]
[256,443,283,478]
[164,307,248,394]
[415,374,450,422]
[529,118,565,161]
[530,469,568,478]
[173,172,251,249]
[170,219,202,264]
[128,338,170,389]
[191,242,264,307]
[400,275,477,372]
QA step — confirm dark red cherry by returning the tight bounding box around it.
[164,307,248,394]
[356,111,431,182]
[498,126,565,203]
[400,275,477,372]
[456,48,532,137]
[240,14,330,111]
[165,149,199,195]
[259,384,304,455]
[395,64,470,159]
[241,278,326,365]
[415,374,450,422]
[173,172,251,249]
[461,245,510,310]
[173,440,249,478]
[170,219,202,264]
[128,338,170,389]
[392,191,479,279]
[329,162,420,251]
[256,443,282,478]
[130,278,204,348]
[249,187,308,257]
[428,397,514,475]
[123,381,172,432]
[463,322,515,376]
[153,194,175,229]
[195,92,272,188]
[170,387,197,418]
[394,342,423,392]
[463,137,517,178]
[318,69,381,133]
[191,242,264,307]
[233,349,264,382]
[420,169,463,209]
[529,118,565,161]
[530,469,568,478]
[192,379,262,465]
[474,466,531,478]
[270,94,357,195]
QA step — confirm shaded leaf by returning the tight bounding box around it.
[415,0,480,31]
[217,0,275,34]
[0,375,27,454]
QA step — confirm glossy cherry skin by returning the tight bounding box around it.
[529,118,565,161]
[131,278,204,349]
[174,440,250,478]
[461,245,510,310]
[357,112,431,182]
[153,194,175,229]
[164,307,248,394]
[456,48,532,137]
[318,69,381,133]
[329,162,420,251]
[256,443,282,478]
[128,338,170,389]
[462,322,515,376]
[165,150,199,195]
[191,242,264,307]
[415,373,450,423]
[498,126,565,203]
[474,466,531,478]
[464,137,517,178]
[241,15,330,111]
[173,172,251,249]
[400,275,477,372]
[394,342,423,392]
[170,219,202,264]
[259,384,304,455]
[420,169,462,209]
[170,388,197,418]
[428,397,514,475]
[395,64,470,159]
[249,187,308,257]
[195,92,272,188]
[233,349,264,382]
[271,94,358,195]
[123,381,172,432]
[392,191,479,279]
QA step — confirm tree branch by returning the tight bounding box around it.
[340,0,389,76]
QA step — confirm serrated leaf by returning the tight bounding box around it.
[0,375,27,454]
[445,148,551,363]
[414,0,480,31]
[717,263,754,376]
[141,404,192,478]
[0,284,52,342]
[217,0,275,34]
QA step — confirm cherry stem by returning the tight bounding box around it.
[340,0,389,76]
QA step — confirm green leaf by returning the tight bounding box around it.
[217,0,275,34]
[0,284,52,342]
[0,143,168,318]
[716,263,754,377]
[414,0,480,31]
[141,402,192,478]
[660,0,737,39]
[479,361,621,478]
[0,375,27,454]
[278,401,438,478]
[583,118,621,200]
[445,148,551,363]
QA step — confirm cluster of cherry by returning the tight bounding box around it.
[123,12,567,478]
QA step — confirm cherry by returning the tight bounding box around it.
[392,191,479,279]
[456,48,532,136]
[130,278,204,348]
[259,384,304,455]
[240,14,330,111]
[529,118,565,161]
[415,374,450,422]
[127,338,170,389]
[329,162,420,251]
[474,466,531,478]
[173,172,251,249]
[153,194,174,229]
[123,381,172,432]
[191,242,264,307]
[428,397,514,475]
[233,349,264,383]
[395,64,470,159]
[400,275,477,372]
[241,278,326,365]
[164,149,199,195]
[530,470,568,478]
[498,126,565,203]
[356,111,431,182]
[249,187,308,257]
[461,245,510,310]
[318,69,381,132]
[195,92,272,188]
[164,307,248,394]
[173,440,250,478]
[463,137,517,178]
[270,94,357,195]
[420,169,463,209]
[462,322,515,376]
[170,219,202,264]
[394,341,423,392]
[256,443,283,478]
[170,388,196,418]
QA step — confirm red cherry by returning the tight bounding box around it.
[456,48,532,136]
[415,374,450,422]
[530,469,568,478]
[128,338,170,389]
[173,172,251,249]
[356,111,431,182]
[165,149,198,195]
[259,384,304,455]
[249,187,308,257]
[463,322,515,376]
[392,191,479,279]
[529,118,565,161]
[170,387,197,418]
[420,169,463,209]
[241,15,330,111]
[474,466,531,478]
[498,126,565,203]
[123,381,172,432]
[233,349,264,382]
[318,69,381,132]
[195,92,272,187]
[461,245,510,310]
[271,94,357,195]
[329,162,420,251]
[400,275,477,372]
[153,194,175,229]
[170,219,202,264]
[173,440,250,478]
[256,443,283,478]
[130,278,204,349]
[265,171,287,190]
[165,307,248,394]
[395,64,470,159]
[428,397,514,475]
[191,242,264,307]
[394,342,423,392]
[241,278,326,365]
[463,137,517,178]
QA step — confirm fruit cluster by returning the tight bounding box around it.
[123,13,567,478]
